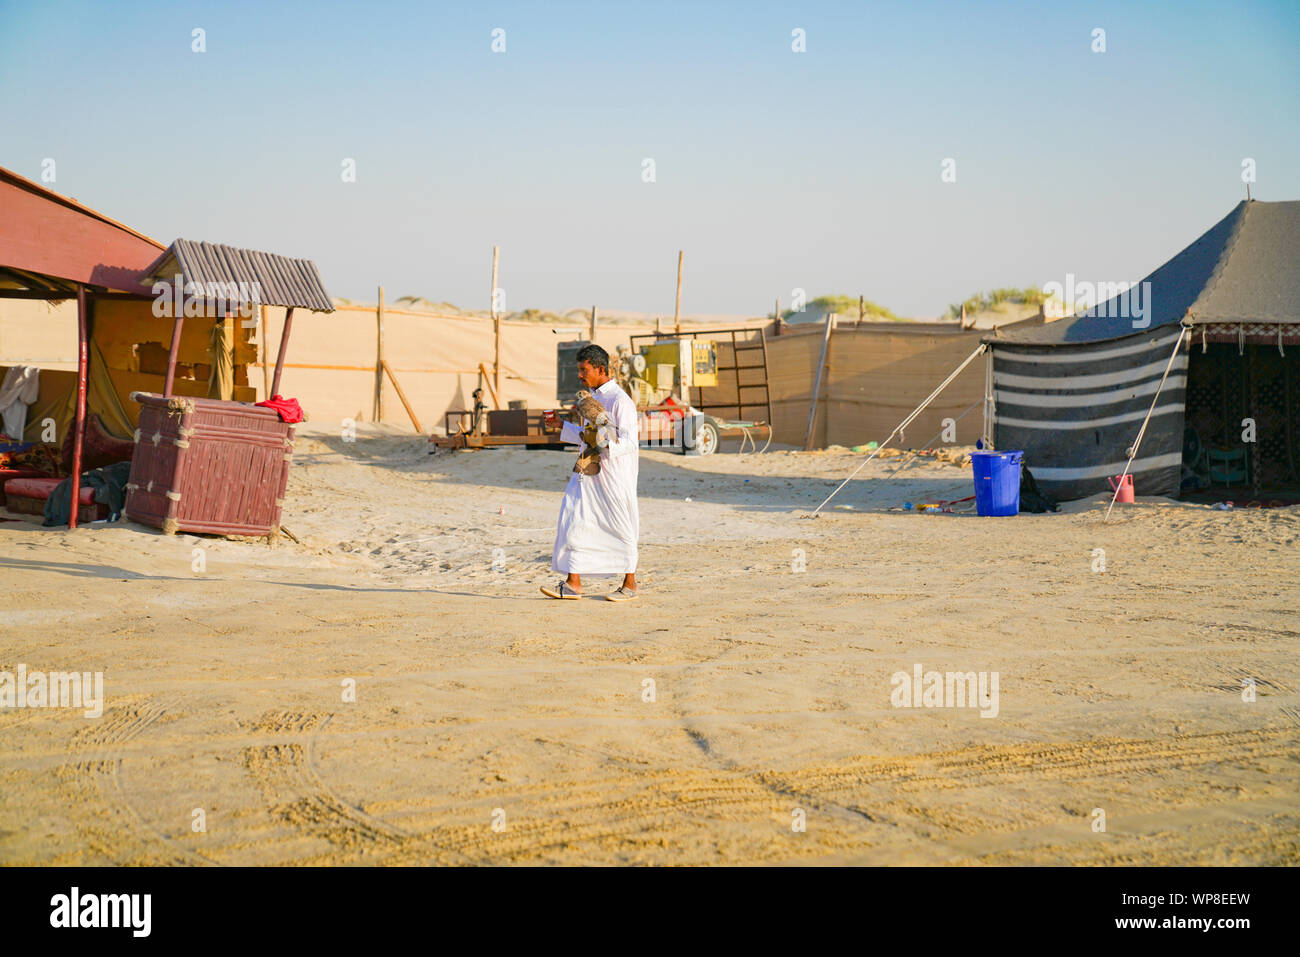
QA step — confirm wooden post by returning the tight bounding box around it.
[673,250,684,335]
[491,245,501,399]
[775,297,781,335]
[374,285,385,422]
[477,362,501,410]
[381,360,423,433]
[589,305,597,342]
[68,284,88,529]
[163,291,185,398]
[271,307,294,397]
[803,312,834,451]
[260,304,271,399]
[858,294,865,324]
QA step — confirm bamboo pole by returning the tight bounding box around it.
[589,305,597,342]
[381,359,423,433]
[271,362,481,374]
[68,285,88,529]
[271,307,294,397]
[260,304,271,399]
[374,285,385,421]
[163,299,184,398]
[803,312,835,451]
[491,245,501,398]
[673,250,684,335]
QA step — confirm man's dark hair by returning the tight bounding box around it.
[575,344,609,371]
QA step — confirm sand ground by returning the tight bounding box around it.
[1,428,1297,865]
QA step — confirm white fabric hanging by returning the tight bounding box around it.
[552,379,640,574]
[0,365,40,441]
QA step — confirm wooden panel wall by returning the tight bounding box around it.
[94,299,258,425]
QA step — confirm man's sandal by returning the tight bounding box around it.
[605,586,638,602]
[540,581,582,600]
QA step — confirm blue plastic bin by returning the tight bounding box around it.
[971,450,1023,516]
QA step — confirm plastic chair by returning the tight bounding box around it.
[1207,446,1250,487]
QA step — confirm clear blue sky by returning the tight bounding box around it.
[2,0,1297,317]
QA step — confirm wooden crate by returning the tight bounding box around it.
[487,409,529,435]
[124,393,294,537]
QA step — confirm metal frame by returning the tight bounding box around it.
[431,407,571,451]
[626,326,774,427]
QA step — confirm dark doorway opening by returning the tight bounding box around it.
[1182,343,1300,501]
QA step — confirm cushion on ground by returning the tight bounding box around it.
[61,413,135,472]
[4,475,98,505]
[0,468,55,509]
[3,475,106,522]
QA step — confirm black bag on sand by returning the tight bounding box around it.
[1019,464,1058,513]
[43,460,133,526]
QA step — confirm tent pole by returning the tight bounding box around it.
[981,346,996,448]
[68,284,89,529]
[808,342,987,517]
[271,307,295,397]
[491,247,501,399]
[803,312,835,450]
[163,310,184,398]
[1104,325,1190,521]
[673,250,684,335]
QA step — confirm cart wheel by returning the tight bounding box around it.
[695,419,720,456]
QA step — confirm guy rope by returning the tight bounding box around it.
[808,342,988,517]
[1103,322,1191,521]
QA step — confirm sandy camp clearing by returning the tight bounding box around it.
[1,433,1296,866]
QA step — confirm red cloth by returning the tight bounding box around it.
[255,395,305,423]
[659,395,687,420]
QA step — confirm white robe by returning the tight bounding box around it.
[552,378,639,574]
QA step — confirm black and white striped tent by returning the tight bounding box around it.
[983,199,1300,501]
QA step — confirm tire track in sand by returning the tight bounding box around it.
[366,725,1298,864]
[238,709,413,860]
[57,695,216,866]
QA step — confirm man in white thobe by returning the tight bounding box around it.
[542,345,639,601]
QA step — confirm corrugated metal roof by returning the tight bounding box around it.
[140,239,334,312]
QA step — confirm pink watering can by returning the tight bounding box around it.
[1108,474,1134,503]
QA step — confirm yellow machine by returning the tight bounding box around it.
[607,332,773,457]
[630,339,717,399]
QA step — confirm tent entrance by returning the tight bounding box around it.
[1183,343,1300,499]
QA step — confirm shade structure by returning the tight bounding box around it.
[138,239,334,314]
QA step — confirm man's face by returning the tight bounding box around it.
[577,360,608,388]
